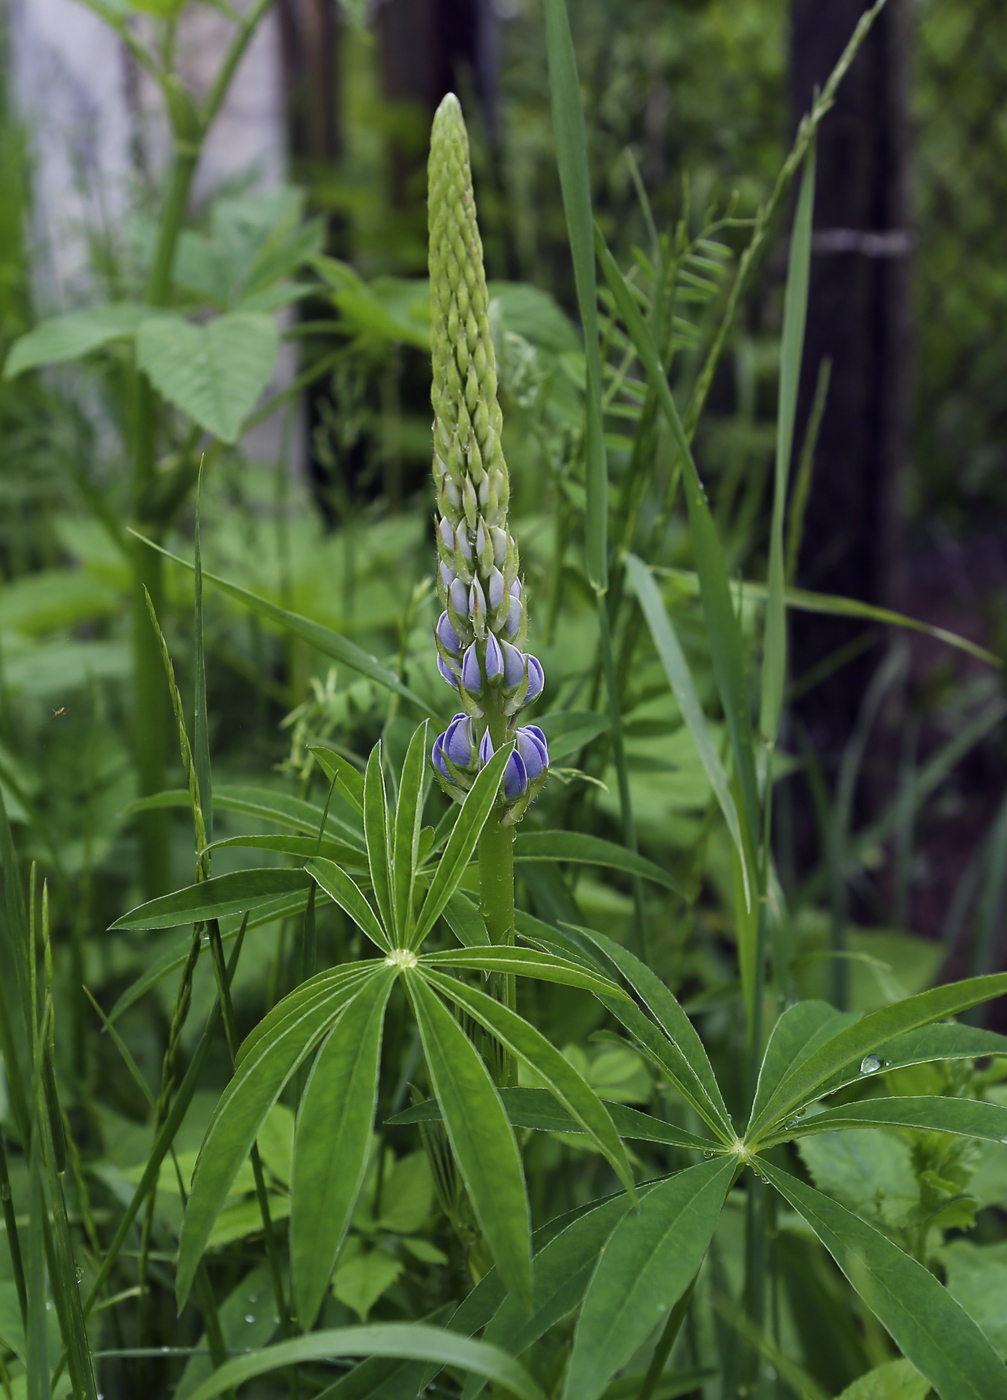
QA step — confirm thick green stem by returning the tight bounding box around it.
[478,705,516,1085]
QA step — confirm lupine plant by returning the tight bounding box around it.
[4,0,1007,1398]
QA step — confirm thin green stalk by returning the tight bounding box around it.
[636,1275,697,1400]
[0,1132,27,1330]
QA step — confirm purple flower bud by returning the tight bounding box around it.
[432,735,451,780]
[487,567,506,610]
[492,528,509,565]
[515,726,549,781]
[505,596,522,638]
[436,611,461,655]
[524,654,545,703]
[439,561,455,592]
[456,527,473,561]
[461,643,482,693]
[438,518,455,552]
[443,714,476,767]
[478,729,494,767]
[476,521,488,557]
[509,577,522,599]
[449,578,469,616]
[438,656,459,689]
[500,640,526,689]
[484,632,504,682]
[503,749,529,801]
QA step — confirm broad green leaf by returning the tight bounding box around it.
[748,1001,853,1128]
[763,1161,1007,1400]
[624,554,750,908]
[543,0,607,591]
[412,745,511,945]
[129,533,437,716]
[110,867,313,930]
[422,945,628,1001]
[181,1324,546,1400]
[3,302,146,378]
[513,829,686,898]
[829,1023,1007,1089]
[333,1250,404,1322]
[836,1360,929,1400]
[574,926,734,1137]
[405,971,531,1308]
[310,746,366,816]
[307,858,390,953]
[761,141,815,743]
[441,890,490,947]
[363,746,394,937]
[177,974,375,1308]
[291,968,396,1327]
[425,969,635,1196]
[393,724,428,939]
[564,1157,735,1400]
[136,311,278,443]
[779,1094,1007,1146]
[467,1189,647,1400]
[204,833,367,868]
[595,233,760,854]
[390,1087,722,1153]
[175,1263,277,1399]
[749,972,1007,1137]
[943,1240,1007,1362]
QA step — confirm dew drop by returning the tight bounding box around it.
[860,1055,884,1075]
[45,1302,52,1311]
[703,1150,717,1160]
[244,1314,255,1324]
[75,1267,83,1283]
[1000,1137,1007,1146]
[248,1294,258,1304]
[161,1346,170,1353]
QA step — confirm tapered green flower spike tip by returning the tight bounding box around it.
[428,92,509,534]
[428,92,549,823]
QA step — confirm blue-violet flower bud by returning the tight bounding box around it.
[500,639,526,690]
[449,577,469,616]
[487,567,505,610]
[443,713,477,767]
[505,596,522,638]
[515,725,548,781]
[484,632,504,682]
[503,749,529,800]
[524,654,545,703]
[439,561,455,592]
[478,729,494,767]
[438,656,459,688]
[436,611,461,655]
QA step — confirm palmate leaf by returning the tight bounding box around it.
[390,1087,721,1153]
[177,969,382,1309]
[364,745,395,937]
[309,745,365,816]
[181,1324,546,1400]
[574,926,734,1140]
[462,1188,648,1400]
[778,1095,1007,1146]
[307,858,390,953]
[748,972,1007,1138]
[236,964,381,1070]
[291,967,396,1327]
[110,867,313,930]
[405,971,532,1308]
[423,969,636,1197]
[204,833,367,869]
[749,1001,855,1126]
[763,1161,1007,1400]
[393,723,430,939]
[441,890,491,947]
[563,1157,736,1400]
[124,782,366,849]
[422,945,628,1002]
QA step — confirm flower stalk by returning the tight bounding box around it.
[427,94,550,950]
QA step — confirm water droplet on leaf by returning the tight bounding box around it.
[244,1314,255,1324]
[860,1055,884,1074]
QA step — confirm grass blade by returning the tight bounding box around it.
[761,140,815,744]
[181,1324,546,1400]
[542,0,607,592]
[624,554,749,908]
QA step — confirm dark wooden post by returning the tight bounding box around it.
[789,0,911,763]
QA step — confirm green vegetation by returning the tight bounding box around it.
[0,1,1006,1398]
